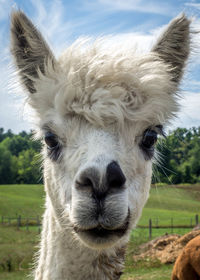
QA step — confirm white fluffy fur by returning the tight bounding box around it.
[31,43,178,128]
[10,11,191,280]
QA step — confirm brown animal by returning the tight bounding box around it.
[172,235,200,280]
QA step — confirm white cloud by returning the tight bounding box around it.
[98,32,155,53]
[0,0,199,133]
[30,0,75,54]
[0,59,32,132]
[185,2,200,10]
[30,0,98,55]
[0,0,13,21]
[183,79,200,92]
[95,0,174,15]
[171,91,200,129]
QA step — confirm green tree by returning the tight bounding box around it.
[17,149,42,184]
[155,127,200,184]
[0,141,17,183]
[0,126,199,184]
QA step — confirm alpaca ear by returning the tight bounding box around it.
[10,10,56,93]
[152,14,191,84]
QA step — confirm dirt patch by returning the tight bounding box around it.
[133,229,200,264]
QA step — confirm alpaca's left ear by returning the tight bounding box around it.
[152,14,191,84]
[10,10,56,94]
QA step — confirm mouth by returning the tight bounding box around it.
[73,209,130,243]
[82,222,129,238]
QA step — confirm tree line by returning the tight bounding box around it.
[0,128,41,184]
[0,127,199,184]
[155,127,200,184]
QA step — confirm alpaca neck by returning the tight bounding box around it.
[35,206,126,280]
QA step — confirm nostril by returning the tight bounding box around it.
[75,167,100,190]
[108,178,124,189]
[106,161,126,189]
[75,177,94,188]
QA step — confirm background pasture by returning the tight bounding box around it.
[0,184,200,279]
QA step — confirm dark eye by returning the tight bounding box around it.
[140,129,158,160]
[44,132,61,161]
[142,129,157,148]
[45,132,58,148]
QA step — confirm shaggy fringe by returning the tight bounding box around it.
[27,40,179,130]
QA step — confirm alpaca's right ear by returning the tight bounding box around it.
[10,10,56,94]
[152,14,191,85]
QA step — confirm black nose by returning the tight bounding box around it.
[106,161,126,189]
[75,161,126,197]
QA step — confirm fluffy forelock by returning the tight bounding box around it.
[31,38,179,128]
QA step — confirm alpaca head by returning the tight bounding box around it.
[11,11,190,249]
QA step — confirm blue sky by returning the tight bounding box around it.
[0,0,200,132]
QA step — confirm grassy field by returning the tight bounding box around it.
[1,184,199,226]
[122,264,173,280]
[0,185,44,217]
[139,185,200,226]
[0,184,200,280]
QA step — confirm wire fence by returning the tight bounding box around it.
[1,214,199,239]
[140,214,199,239]
[1,214,41,233]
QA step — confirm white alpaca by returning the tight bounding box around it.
[10,11,191,280]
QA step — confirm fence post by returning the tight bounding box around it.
[37,215,41,234]
[190,218,193,227]
[171,218,173,234]
[17,215,21,230]
[195,214,199,226]
[149,219,152,240]
[26,219,29,232]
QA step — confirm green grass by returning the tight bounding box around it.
[121,230,175,280]
[1,184,200,224]
[131,227,192,241]
[0,271,28,280]
[0,185,44,217]
[0,184,200,280]
[0,225,38,279]
[121,184,200,280]
[122,264,173,280]
[138,185,200,227]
